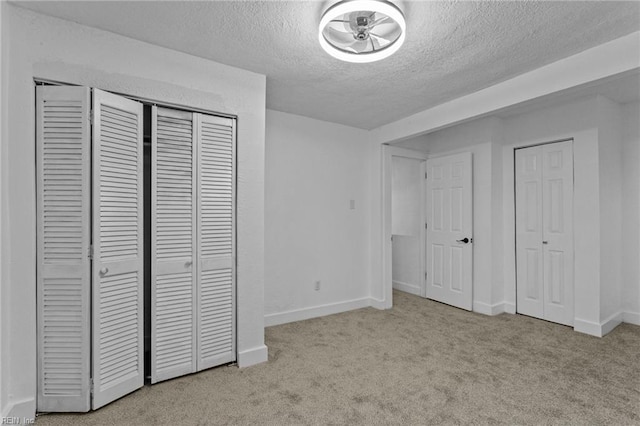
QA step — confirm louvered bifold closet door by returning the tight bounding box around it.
[151,106,197,383]
[91,89,144,409]
[196,114,236,370]
[36,86,91,412]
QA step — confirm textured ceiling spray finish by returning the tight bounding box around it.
[19,1,640,129]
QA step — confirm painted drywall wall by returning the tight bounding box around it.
[621,101,640,323]
[264,110,372,325]
[490,126,506,311]
[597,97,623,324]
[392,236,421,295]
[0,0,6,417]
[1,5,267,418]
[391,156,423,295]
[392,156,422,236]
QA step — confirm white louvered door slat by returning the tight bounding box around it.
[151,106,197,383]
[196,113,236,370]
[36,86,91,412]
[92,89,144,409]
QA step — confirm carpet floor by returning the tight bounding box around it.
[37,290,640,425]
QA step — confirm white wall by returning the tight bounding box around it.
[621,101,640,323]
[391,156,423,295]
[1,5,267,419]
[392,156,421,236]
[264,110,372,325]
[0,0,6,416]
[597,96,623,324]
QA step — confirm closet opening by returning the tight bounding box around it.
[36,82,237,412]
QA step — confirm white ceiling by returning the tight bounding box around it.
[15,1,640,129]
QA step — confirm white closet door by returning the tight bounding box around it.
[515,146,544,320]
[541,141,574,326]
[196,113,236,370]
[516,141,574,326]
[36,86,91,412]
[151,106,197,383]
[91,89,144,409]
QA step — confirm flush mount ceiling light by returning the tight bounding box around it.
[318,0,406,63]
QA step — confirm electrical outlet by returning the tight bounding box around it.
[314,280,321,291]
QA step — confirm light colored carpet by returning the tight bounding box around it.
[37,290,640,425]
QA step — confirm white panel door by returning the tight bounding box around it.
[515,141,573,326]
[515,146,544,320]
[425,152,473,310]
[151,107,197,383]
[36,86,91,412]
[91,89,144,409]
[541,141,574,326]
[196,113,236,370]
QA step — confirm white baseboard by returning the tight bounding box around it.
[2,398,35,424]
[503,302,516,314]
[601,312,623,336]
[473,301,506,316]
[623,311,640,325]
[237,344,268,368]
[574,312,623,337]
[574,318,602,336]
[264,297,372,327]
[369,297,391,310]
[392,280,421,296]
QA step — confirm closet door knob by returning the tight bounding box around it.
[543,241,548,245]
[100,267,109,275]
[185,261,192,267]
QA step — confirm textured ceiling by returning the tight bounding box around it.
[15,1,640,129]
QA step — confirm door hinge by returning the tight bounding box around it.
[88,245,94,260]
[90,378,94,395]
[425,272,427,280]
[89,110,94,126]
[425,223,428,229]
[425,172,428,179]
